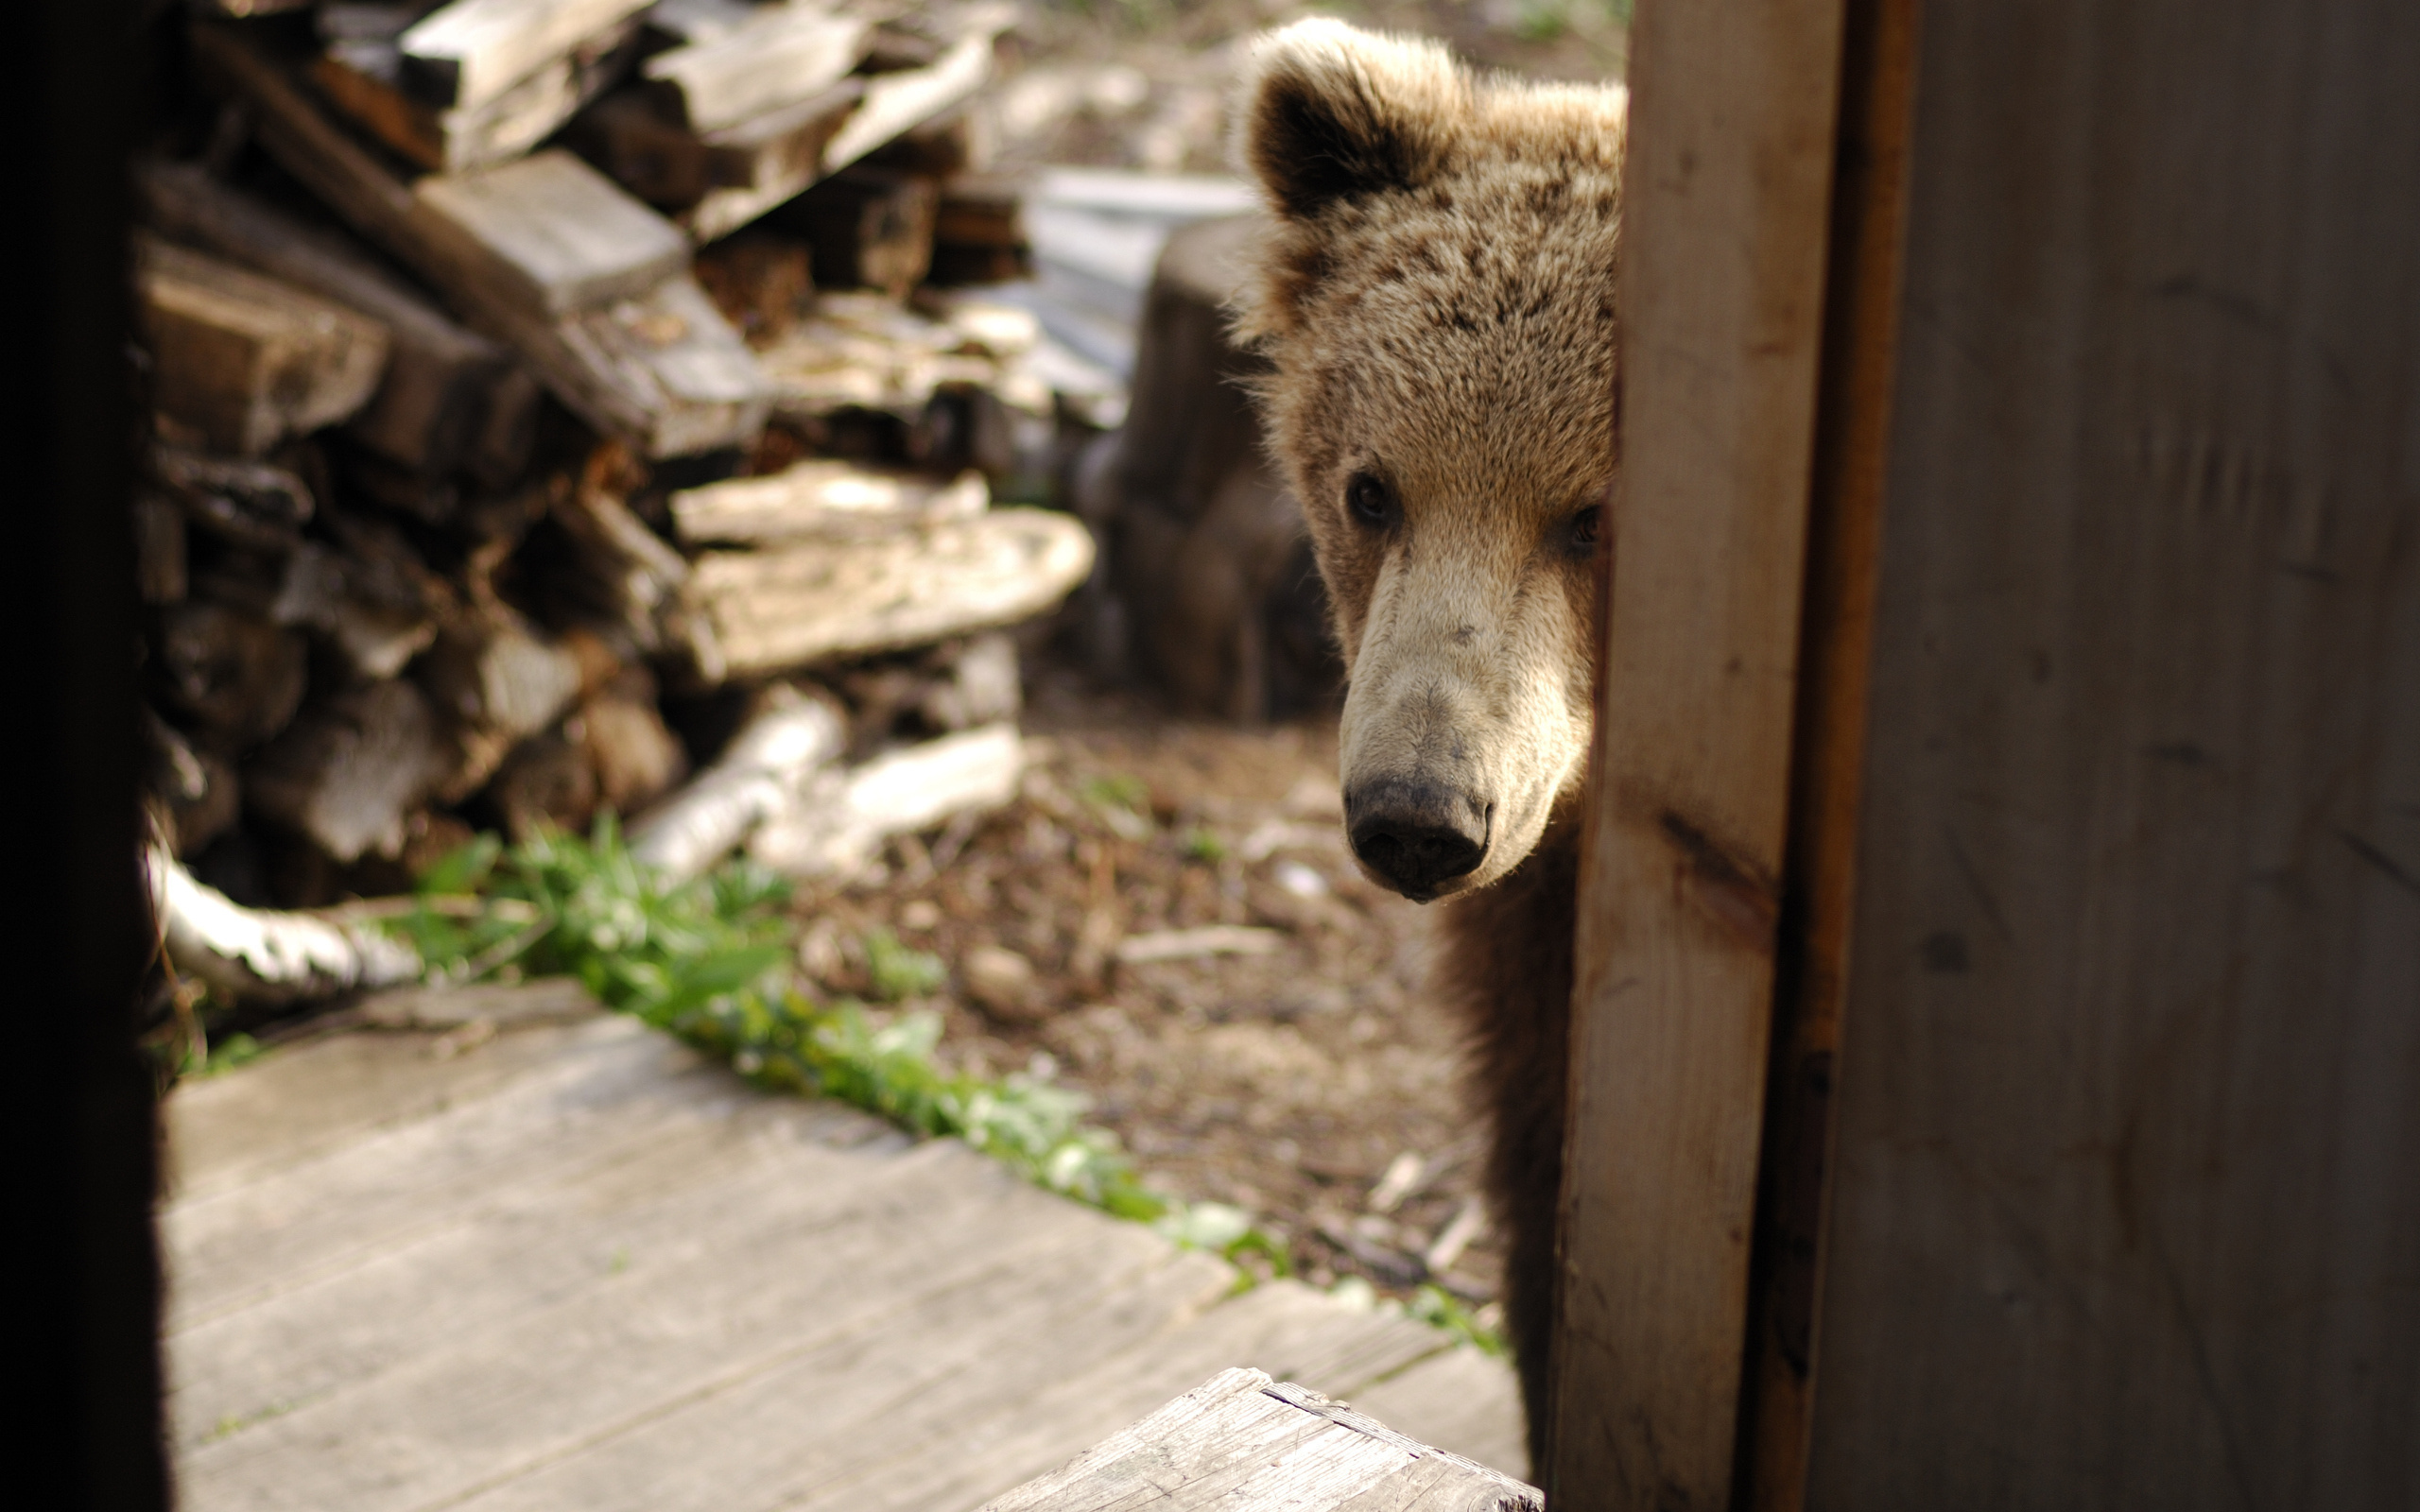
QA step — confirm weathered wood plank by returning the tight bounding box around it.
[137,234,391,455]
[447,1239,1228,1512]
[688,506,1094,675]
[1551,0,1850,1505]
[1349,1347,1530,1484]
[1798,2,2420,1508]
[977,1369,1540,1512]
[315,14,639,173]
[639,3,869,133]
[413,149,690,318]
[177,1164,1151,1512]
[397,0,650,112]
[850,1280,1461,1512]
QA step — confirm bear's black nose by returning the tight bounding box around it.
[1346,781,1490,900]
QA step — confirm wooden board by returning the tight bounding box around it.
[163,998,1528,1511]
[1796,2,2420,1507]
[136,234,391,456]
[976,1369,1539,1512]
[397,0,650,112]
[314,16,639,174]
[413,149,691,318]
[639,4,869,133]
[1550,0,1849,1506]
[688,506,1094,676]
[190,22,769,458]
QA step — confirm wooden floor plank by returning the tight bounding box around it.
[167,1016,609,1199]
[166,1090,908,1449]
[166,1022,820,1320]
[178,1141,1105,1512]
[454,1237,1232,1512]
[846,1280,1453,1512]
[1347,1346,1530,1482]
[164,1012,1527,1512]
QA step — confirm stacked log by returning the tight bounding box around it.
[140,0,1104,963]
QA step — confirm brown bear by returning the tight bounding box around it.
[1230,19,1626,1466]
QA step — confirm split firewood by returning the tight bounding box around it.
[919,631,1020,731]
[418,599,586,799]
[819,26,1000,178]
[693,232,815,344]
[148,842,424,1003]
[749,721,1024,880]
[143,708,243,859]
[269,510,450,680]
[686,506,1093,677]
[545,445,728,679]
[667,458,986,546]
[784,166,941,299]
[139,161,534,478]
[315,9,640,173]
[629,682,848,880]
[639,4,870,133]
[152,444,316,544]
[573,676,689,816]
[485,729,597,838]
[396,0,651,113]
[191,23,771,458]
[247,679,458,863]
[752,290,1049,422]
[928,173,1031,285]
[414,149,691,318]
[136,234,391,456]
[152,600,309,750]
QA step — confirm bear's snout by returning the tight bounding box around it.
[1345,778,1491,901]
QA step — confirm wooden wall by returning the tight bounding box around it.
[1561,0,2420,1506]
[1804,1,2420,1505]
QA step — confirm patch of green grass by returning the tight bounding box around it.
[389,822,1281,1260]
[863,927,946,1001]
[1180,828,1228,864]
[1079,773,1150,814]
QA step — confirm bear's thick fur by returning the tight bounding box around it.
[1231,20,1626,1464]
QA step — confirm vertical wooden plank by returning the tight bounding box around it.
[1549,0,1852,1505]
[1736,1,1925,1506]
[1806,1,2420,1506]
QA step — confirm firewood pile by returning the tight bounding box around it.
[135,0,1192,991]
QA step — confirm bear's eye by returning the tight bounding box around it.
[1566,506,1602,558]
[1345,472,1398,529]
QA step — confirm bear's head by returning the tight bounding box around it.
[1233,20,1626,902]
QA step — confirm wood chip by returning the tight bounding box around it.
[1114,925,1288,965]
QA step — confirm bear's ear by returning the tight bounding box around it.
[1236,20,1466,221]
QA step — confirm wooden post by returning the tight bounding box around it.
[1549,0,1853,1504]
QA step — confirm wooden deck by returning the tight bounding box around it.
[161,988,1525,1511]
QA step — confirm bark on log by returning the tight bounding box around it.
[419,599,586,799]
[784,167,941,300]
[628,682,848,880]
[150,842,424,1004]
[137,233,391,456]
[687,505,1093,677]
[749,721,1023,880]
[152,600,310,750]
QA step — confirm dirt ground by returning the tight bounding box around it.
[786,652,1510,1316]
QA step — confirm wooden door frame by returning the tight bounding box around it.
[1548,1,1923,1505]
